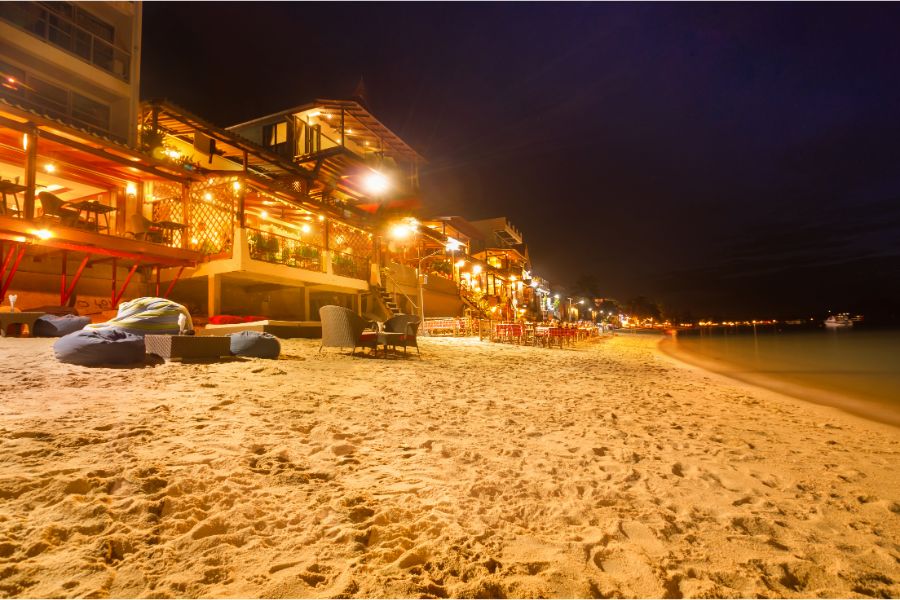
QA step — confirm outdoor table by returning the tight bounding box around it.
[0,312,45,337]
[377,330,406,357]
[155,220,187,246]
[0,180,26,217]
[66,200,116,233]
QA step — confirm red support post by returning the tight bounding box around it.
[110,257,117,307]
[163,265,184,298]
[1,244,15,279]
[61,254,91,306]
[60,251,68,305]
[112,263,139,307]
[0,245,26,302]
[155,265,161,297]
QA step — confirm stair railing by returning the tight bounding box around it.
[381,267,419,315]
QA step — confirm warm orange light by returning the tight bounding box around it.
[31,228,53,240]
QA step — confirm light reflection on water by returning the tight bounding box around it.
[673,327,900,411]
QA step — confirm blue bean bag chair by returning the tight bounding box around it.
[54,328,146,366]
[229,331,281,359]
[33,314,91,337]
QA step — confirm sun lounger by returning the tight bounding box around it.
[201,320,322,338]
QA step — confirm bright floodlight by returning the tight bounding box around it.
[445,237,462,252]
[390,223,413,239]
[364,171,389,195]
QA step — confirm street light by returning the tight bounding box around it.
[363,170,389,195]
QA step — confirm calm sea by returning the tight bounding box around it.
[661,326,900,427]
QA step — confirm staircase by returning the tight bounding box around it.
[372,285,400,317]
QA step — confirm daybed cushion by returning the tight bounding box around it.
[209,315,268,325]
[85,297,193,337]
[54,328,146,366]
[229,331,281,359]
[33,314,91,337]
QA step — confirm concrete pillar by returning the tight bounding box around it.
[207,274,221,317]
[300,286,309,321]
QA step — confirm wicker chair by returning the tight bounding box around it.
[382,314,421,357]
[37,191,80,227]
[318,305,378,356]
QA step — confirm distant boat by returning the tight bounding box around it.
[824,313,853,328]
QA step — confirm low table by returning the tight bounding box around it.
[378,331,407,357]
[145,334,232,361]
[0,312,45,337]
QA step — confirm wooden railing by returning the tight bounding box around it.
[331,249,368,280]
[246,227,324,272]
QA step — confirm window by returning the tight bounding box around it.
[263,122,288,148]
[0,62,26,96]
[0,61,112,136]
[72,93,110,130]
[27,77,68,118]
[0,2,126,81]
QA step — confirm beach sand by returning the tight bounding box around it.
[0,333,898,598]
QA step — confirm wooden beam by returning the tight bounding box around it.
[112,262,139,306]
[61,253,91,306]
[163,265,184,298]
[0,244,25,302]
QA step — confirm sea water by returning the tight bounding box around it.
[664,326,900,426]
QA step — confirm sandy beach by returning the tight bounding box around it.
[0,333,898,598]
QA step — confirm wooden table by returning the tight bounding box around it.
[154,220,187,246]
[66,200,116,233]
[0,312,45,337]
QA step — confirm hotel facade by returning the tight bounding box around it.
[0,1,554,327]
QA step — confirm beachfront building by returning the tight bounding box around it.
[0,86,438,328]
[462,217,533,320]
[0,1,142,144]
[0,99,201,315]
[135,99,418,323]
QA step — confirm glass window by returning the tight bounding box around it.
[263,122,288,147]
[72,93,110,130]
[75,8,114,43]
[26,77,68,118]
[0,62,27,97]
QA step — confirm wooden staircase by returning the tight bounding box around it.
[372,285,400,317]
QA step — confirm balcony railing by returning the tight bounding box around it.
[331,249,369,280]
[0,3,131,82]
[247,227,324,272]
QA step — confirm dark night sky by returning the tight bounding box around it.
[141,3,900,319]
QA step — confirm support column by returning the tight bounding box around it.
[207,274,221,317]
[300,286,309,321]
[23,125,37,220]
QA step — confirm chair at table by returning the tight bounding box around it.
[318,305,378,356]
[382,313,421,357]
[129,213,164,243]
[37,191,80,227]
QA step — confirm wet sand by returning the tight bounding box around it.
[0,334,898,598]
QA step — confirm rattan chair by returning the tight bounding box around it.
[382,314,421,357]
[318,305,378,356]
[37,191,79,227]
